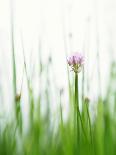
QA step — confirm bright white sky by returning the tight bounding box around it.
[0,0,116,119]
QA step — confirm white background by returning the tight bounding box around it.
[0,0,116,120]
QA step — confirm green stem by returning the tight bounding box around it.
[75,73,80,142]
[78,106,88,141]
[86,103,92,140]
[75,73,87,141]
[60,91,63,127]
[85,101,93,152]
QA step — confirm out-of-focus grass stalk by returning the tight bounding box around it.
[45,59,51,123]
[59,89,63,127]
[10,0,22,133]
[96,36,101,98]
[94,99,104,155]
[85,98,93,148]
[61,0,72,111]
[21,34,34,126]
[94,0,102,98]
[37,40,42,120]
[10,0,16,98]
[75,73,87,143]
[114,91,116,115]
[82,18,90,111]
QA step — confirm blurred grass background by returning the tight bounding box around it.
[0,0,116,154]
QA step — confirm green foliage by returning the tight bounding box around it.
[0,61,116,155]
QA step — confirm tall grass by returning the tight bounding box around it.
[0,49,116,155]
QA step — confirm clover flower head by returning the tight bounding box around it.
[67,52,84,73]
